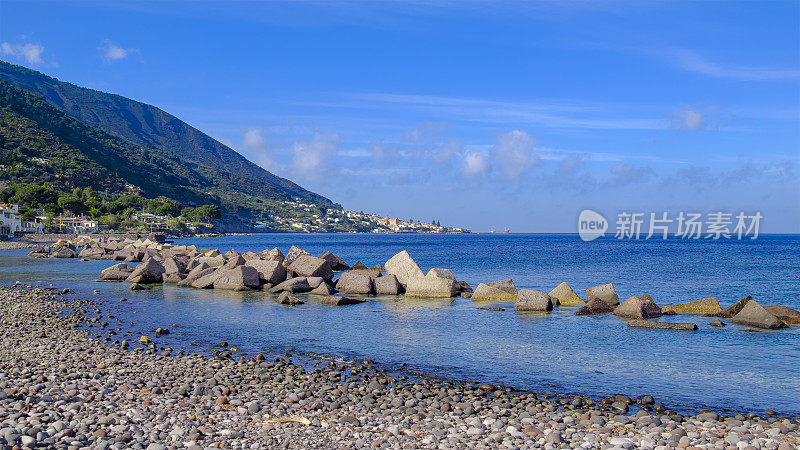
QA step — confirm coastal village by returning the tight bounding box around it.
[0,199,467,238]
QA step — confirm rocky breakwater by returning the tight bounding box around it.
[2,285,799,449]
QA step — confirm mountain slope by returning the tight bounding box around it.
[0,60,332,209]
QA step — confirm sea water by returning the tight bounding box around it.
[1,233,798,414]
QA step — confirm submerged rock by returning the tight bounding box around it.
[319,295,366,306]
[548,282,584,306]
[574,298,615,316]
[626,320,698,331]
[715,295,752,318]
[663,297,722,315]
[586,283,619,306]
[471,279,517,302]
[277,291,304,305]
[514,289,553,312]
[764,305,800,326]
[709,318,726,327]
[731,300,787,329]
[613,295,662,319]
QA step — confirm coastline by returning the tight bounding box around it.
[0,285,797,449]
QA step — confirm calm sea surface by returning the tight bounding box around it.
[2,233,799,414]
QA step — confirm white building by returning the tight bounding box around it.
[0,204,23,235]
[43,216,99,234]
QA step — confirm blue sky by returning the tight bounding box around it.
[1,1,798,232]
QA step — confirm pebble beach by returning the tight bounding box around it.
[1,285,798,449]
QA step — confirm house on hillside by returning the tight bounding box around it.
[43,216,99,234]
[0,204,23,236]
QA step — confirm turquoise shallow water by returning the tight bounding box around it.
[1,233,799,415]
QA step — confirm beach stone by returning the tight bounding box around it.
[100,263,135,281]
[548,282,584,306]
[162,272,185,283]
[586,283,619,306]
[321,251,350,271]
[514,289,553,312]
[731,300,786,329]
[715,295,752,318]
[335,271,375,295]
[764,305,800,325]
[245,259,287,285]
[283,245,310,267]
[426,268,457,280]
[626,320,698,331]
[287,255,334,281]
[162,256,187,275]
[614,294,663,319]
[125,259,166,284]
[471,279,517,302]
[198,254,225,267]
[224,254,246,269]
[374,274,403,295]
[405,277,457,298]
[53,247,77,258]
[574,298,615,315]
[271,276,313,293]
[663,297,722,315]
[213,266,261,290]
[384,250,424,286]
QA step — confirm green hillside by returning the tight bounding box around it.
[0,60,334,209]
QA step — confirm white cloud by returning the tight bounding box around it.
[240,127,276,171]
[667,48,800,81]
[101,40,138,62]
[1,42,45,65]
[671,108,707,131]
[461,150,489,176]
[291,132,339,180]
[603,163,654,187]
[491,130,540,179]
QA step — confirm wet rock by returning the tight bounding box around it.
[278,291,304,305]
[548,282,584,306]
[715,295,752,318]
[764,305,800,326]
[613,294,663,319]
[663,297,722,315]
[574,298,614,315]
[319,295,366,306]
[626,320,698,331]
[731,299,787,329]
[710,318,726,327]
[586,283,619,306]
[514,289,554,312]
[310,283,336,296]
[471,279,517,302]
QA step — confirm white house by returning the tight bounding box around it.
[0,204,23,236]
[42,216,99,234]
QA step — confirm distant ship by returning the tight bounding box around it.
[489,229,510,234]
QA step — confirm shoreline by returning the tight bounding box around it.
[1,285,797,449]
